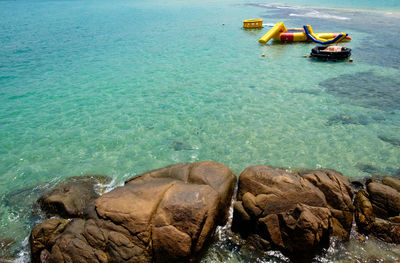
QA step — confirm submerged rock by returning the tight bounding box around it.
[37,175,110,218]
[326,114,370,126]
[171,140,193,151]
[321,71,400,111]
[30,161,236,263]
[356,163,381,175]
[231,166,354,258]
[378,135,400,147]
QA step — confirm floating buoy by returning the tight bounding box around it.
[243,19,263,29]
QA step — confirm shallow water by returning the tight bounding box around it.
[0,0,400,261]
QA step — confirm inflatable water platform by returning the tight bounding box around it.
[258,22,351,44]
[310,46,352,60]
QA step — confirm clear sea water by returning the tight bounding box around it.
[0,0,399,261]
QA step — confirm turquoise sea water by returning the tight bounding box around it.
[1,0,400,261]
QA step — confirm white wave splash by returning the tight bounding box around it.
[290,11,350,20]
[251,3,351,21]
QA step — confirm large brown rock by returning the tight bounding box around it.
[367,182,400,219]
[382,176,400,192]
[125,161,235,224]
[370,219,400,243]
[302,169,354,239]
[30,161,236,263]
[29,218,70,263]
[232,166,333,255]
[354,181,400,244]
[37,175,111,218]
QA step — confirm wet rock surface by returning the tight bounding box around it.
[382,176,400,192]
[231,166,354,257]
[367,182,400,219]
[301,169,354,239]
[0,238,14,262]
[37,175,111,218]
[30,219,70,263]
[30,161,236,263]
[29,162,400,262]
[354,177,400,244]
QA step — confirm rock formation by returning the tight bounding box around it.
[232,166,354,257]
[30,161,236,263]
[354,177,400,244]
[37,175,111,218]
[0,238,14,262]
[301,169,354,239]
[30,161,400,262]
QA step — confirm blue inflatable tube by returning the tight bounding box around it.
[303,25,347,45]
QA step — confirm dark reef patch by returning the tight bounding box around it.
[327,114,368,126]
[355,35,400,70]
[326,113,385,126]
[378,135,400,147]
[320,71,400,111]
[172,140,193,151]
[356,163,400,177]
[291,89,321,96]
[356,163,381,175]
[2,184,48,216]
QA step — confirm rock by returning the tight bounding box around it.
[0,238,14,261]
[382,177,400,192]
[232,166,332,256]
[354,190,375,232]
[389,216,400,223]
[365,177,381,185]
[37,175,110,218]
[370,218,400,244]
[30,161,236,263]
[350,180,364,189]
[367,182,400,219]
[48,219,113,263]
[302,169,354,239]
[125,161,235,224]
[29,218,70,263]
[354,188,400,244]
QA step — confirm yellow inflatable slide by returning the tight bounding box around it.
[258,22,351,44]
